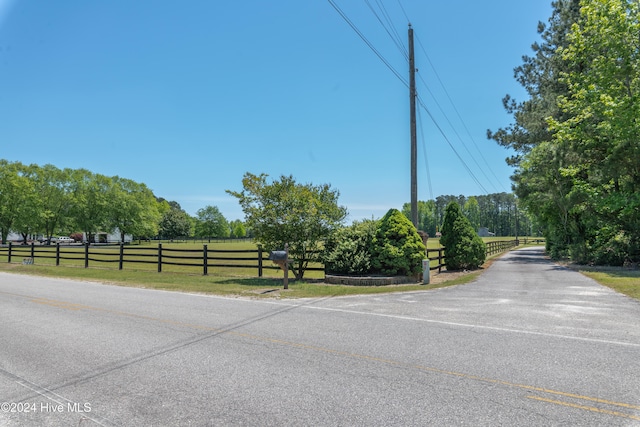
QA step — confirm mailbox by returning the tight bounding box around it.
[269,246,290,290]
[269,251,288,261]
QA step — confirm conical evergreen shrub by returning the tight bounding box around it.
[440,202,486,270]
[372,208,426,276]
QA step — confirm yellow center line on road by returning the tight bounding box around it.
[6,290,640,421]
[528,396,640,421]
[231,330,640,420]
[30,297,94,311]
[508,381,640,411]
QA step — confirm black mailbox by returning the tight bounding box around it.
[269,246,290,289]
[269,251,287,261]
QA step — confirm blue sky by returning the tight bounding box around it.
[0,1,552,222]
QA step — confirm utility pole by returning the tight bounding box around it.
[408,24,418,228]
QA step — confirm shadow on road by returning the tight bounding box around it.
[495,247,568,270]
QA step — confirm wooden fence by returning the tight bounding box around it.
[0,242,324,277]
[485,240,520,257]
[426,239,521,273]
[0,240,522,277]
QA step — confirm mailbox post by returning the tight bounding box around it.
[283,244,289,289]
[268,243,290,289]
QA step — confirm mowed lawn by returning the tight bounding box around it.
[0,240,294,278]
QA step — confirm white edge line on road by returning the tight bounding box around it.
[3,272,637,348]
[299,304,640,348]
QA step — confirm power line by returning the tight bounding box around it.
[328,0,497,196]
[417,71,501,193]
[416,100,434,200]
[390,0,501,194]
[395,0,410,23]
[327,0,408,87]
[414,34,508,192]
[364,0,407,59]
[417,95,490,194]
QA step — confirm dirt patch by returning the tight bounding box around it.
[428,269,478,285]
[426,256,500,285]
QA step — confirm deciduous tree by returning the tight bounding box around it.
[195,205,229,239]
[497,0,640,263]
[401,200,436,236]
[0,161,32,244]
[229,220,247,238]
[227,173,347,279]
[158,206,192,240]
[68,169,112,242]
[33,164,73,242]
[108,177,161,242]
[547,0,640,263]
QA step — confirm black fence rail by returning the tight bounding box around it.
[0,242,324,277]
[0,240,520,278]
[521,238,545,245]
[426,247,445,273]
[426,240,520,273]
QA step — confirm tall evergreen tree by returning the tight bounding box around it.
[488,0,581,165]
[440,202,486,270]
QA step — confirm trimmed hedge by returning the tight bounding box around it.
[323,219,377,275]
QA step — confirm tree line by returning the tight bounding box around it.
[401,193,536,238]
[0,160,244,244]
[1,160,531,279]
[488,0,640,265]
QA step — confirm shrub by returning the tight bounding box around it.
[323,219,377,275]
[371,209,426,276]
[592,228,632,266]
[440,202,486,270]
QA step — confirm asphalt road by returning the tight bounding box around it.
[0,246,638,426]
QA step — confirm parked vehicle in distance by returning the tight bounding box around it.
[50,236,75,244]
